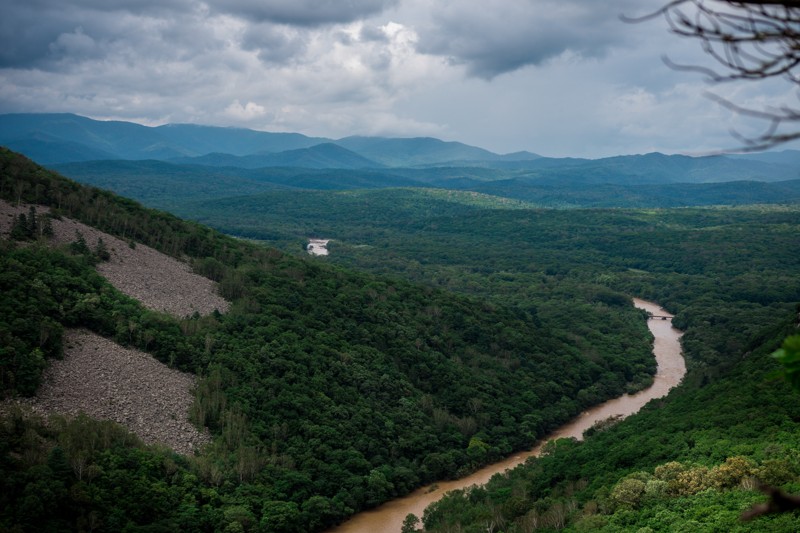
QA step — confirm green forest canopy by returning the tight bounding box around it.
[2,147,800,531]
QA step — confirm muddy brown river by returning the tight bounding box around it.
[328,298,686,533]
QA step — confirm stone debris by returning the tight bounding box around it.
[0,199,230,317]
[0,199,229,454]
[14,329,211,455]
[307,238,330,256]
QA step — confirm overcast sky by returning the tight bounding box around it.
[1,0,798,158]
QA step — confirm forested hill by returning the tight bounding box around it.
[157,169,800,528]
[0,147,655,532]
[423,309,800,532]
[4,143,800,531]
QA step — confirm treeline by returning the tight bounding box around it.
[0,148,656,531]
[1,148,244,263]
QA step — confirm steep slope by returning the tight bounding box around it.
[17,329,210,455]
[1,194,227,454]
[0,198,229,317]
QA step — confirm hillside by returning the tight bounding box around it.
[171,143,383,170]
[0,198,229,317]
[17,329,210,455]
[2,143,799,531]
[0,113,327,162]
[0,196,228,454]
[0,148,659,532]
[163,176,800,528]
[423,311,800,532]
[49,159,800,217]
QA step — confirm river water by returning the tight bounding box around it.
[328,298,686,533]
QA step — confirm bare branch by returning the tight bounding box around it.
[630,1,800,149]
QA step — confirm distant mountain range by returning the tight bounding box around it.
[3,113,800,206]
[0,113,538,167]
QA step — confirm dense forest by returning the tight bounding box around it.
[3,143,800,531]
[1,148,656,532]
[136,169,800,529]
[167,187,800,381]
[52,158,800,211]
[422,315,800,531]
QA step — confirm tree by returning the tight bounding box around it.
[69,230,91,256]
[401,513,420,533]
[639,1,800,150]
[94,238,111,262]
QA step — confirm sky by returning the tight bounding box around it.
[1,0,799,158]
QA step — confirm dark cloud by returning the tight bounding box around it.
[4,0,771,158]
[0,0,219,70]
[416,0,647,78]
[0,0,395,70]
[209,0,398,27]
[19,0,196,15]
[240,24,308,64]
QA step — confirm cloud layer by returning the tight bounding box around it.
[1,0,796,157]
[417,0,644,78]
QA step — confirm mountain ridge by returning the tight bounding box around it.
[4,114,800,189]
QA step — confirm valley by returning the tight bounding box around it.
[331,299,685,533]
[1,114,800,532]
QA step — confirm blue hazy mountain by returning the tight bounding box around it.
[3,113,799,186]
[333,135,540,166]
[0,113,524,167]
[0,113,327,162]
[171,143,382,169]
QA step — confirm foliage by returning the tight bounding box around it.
[772,335,800,391]
[422,310,800,532]
[3,146,800,531]
[0,243,117,396]
[54,156,800,215]
[9,206,52,241]
[0,148,658,530]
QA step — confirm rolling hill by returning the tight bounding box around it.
[0,147,663,531]
[6,114,800,187]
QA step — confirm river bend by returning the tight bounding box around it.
[329,298,686,533]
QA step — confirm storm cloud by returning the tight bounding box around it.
[0,0,215,70]
[0,0,796,157]
[210,0,399,26]
[415,0,646,78]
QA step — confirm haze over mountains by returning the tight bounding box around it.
[3,113,800,209]
[0,112,534,167]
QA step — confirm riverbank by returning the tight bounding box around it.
[328,298,685,533]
